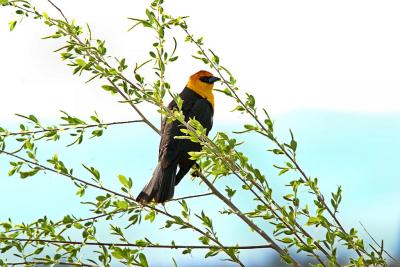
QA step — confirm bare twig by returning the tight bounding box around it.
[360,222,400,264]
[171,192,213,201]
[8,261,96,267]
[0,237,271,250]
[47,0,69,23]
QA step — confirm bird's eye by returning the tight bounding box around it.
[200,76,211,83]
[200,76,213,84]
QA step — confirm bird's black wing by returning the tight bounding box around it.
[174,96,213,184]
[157,88,199,166]
[136,88,213,203]
[184,98,213,134]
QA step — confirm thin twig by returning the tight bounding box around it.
[47,0,69,23]
[171,192,213,202]
[0,120,144,137]
[360,222,400,264]
[106,78,161,135]
[0,237,271,250]
[0,150,135,201]
[8,261,96,267]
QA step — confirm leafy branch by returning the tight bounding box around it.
[0,0,392,266]
[0,119,143,138]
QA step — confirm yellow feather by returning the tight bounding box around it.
[186,77,215,109]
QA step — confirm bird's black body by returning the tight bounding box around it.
[136,87,214,203]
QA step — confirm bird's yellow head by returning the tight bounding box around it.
[186,70,220,109]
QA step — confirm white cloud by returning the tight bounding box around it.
[1,0,400,123]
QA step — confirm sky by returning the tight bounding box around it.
[1,0,400,266]
[1,0,400,120]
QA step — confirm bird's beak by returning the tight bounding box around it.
[208,76,221,83]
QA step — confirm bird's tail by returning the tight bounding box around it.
[136,161,177,204]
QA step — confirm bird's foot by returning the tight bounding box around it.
[191,164,201,177]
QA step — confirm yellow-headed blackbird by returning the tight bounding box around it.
[136,70,220,203]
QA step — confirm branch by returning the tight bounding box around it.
[47,0,69,23]
[0,120,144,137]
[0,149,246,265]
[0,149,134,202]
[7,261,96,267]
[44,0,160,135]
[0,237,271,250]
[360,222,400,264]
[5,192,214,234]
[5,2,304,265]
[196,172,299,266]
[106,78,161,135]
[180,27,362,265]
[170,192,213,202]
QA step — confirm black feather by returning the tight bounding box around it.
[136,88,213,203]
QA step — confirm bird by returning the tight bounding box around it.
[136,70,220,204]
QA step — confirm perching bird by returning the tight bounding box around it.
[136,70,220,203]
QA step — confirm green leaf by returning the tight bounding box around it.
[271,149,284,155]
[75,58,86,67]
[28,114,39,124]
[33,247,44,255]
[82,164,100,181]
[289,129,297,151]
[225,186,236,198]
[244,124,257,130]
[74,222,83,229]
[19,168,40,179]
[199,211,212,228]
[145,210,156,222]
[76,186,85,197]
[111,247,124,259]
[280,237,293,244]
[62,215,74,224]
[278,168,289,176]
[307,217,320,226]
[169,56,178,62]
[8,20,16,31]
[290,139,297,152]
[139,253,149,267]
[0,0,8,6]
[231,105,245,112]
[212,54,219,64]
[199,235,210,245]
[101,85,118,94]
[118,174,129,188]
[182,248,192,254]
[115,200,128,209]
[245,93,255,109]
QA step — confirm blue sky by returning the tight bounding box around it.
[1,111,399,266]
